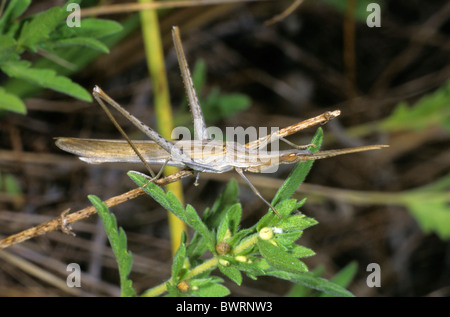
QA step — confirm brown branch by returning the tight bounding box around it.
[265,0,304,26]
[80,0,272,17]
[0,170,193,250]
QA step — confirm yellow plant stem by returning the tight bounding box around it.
[139,0,186,254]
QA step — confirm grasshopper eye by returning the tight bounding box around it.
[280,152,299,163]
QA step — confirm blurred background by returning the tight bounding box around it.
[0,0,449,296]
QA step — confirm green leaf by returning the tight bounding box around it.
[0,87,26,114]
[290,245,316,258]
[1,60,91,101]
[320,261,358,297]
[286,266,325,297]
[75,19,124,38]
[273,271,354,297]
[190,280,230,297]
[185,204,216,253]
[192,59,207,94]
[127,172,187,222]
[0,173,22,196]
[0,0,31,33]
[187,181,240,263]
[3,15,138,100]
[271,128,323,206]
[172,233,187,282]
[277,214,318,232]
[88,195,136,297]
[219,263,243,286]
[257,199,298,230]
[51,37,109,53]
[233,258,266,278]
[257,239,308,274]
[274,231,303,248]
[406,199,450,239]
[0,35,18,63]
[217,94,251,117]
[17,7,63,52]
[185,231,209,262]
[166,281,182,297]
[217,203,242,242]
[381,80,450,133]
[400,174,450,239]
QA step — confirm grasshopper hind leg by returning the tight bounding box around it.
[235,168,281,218]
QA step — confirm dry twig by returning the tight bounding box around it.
[0,170,193,249]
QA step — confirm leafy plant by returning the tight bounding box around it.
[322,81,450,240]
[90,127,354,297]
[0,0,123,113]
[380,80,450,133]
[88,195,136,297]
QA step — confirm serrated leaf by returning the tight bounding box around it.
[257,239,308,274]
[219,263,243,285]
[18,7,63,52]
[0,87,26,114]
[1,60,91,101]
[88,195,136,297]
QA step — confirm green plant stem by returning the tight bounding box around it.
[142,234,262,297]
[138,0,186,255]
[232,233,259,255]
[141,257,219,297]
[185,257,218,279]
